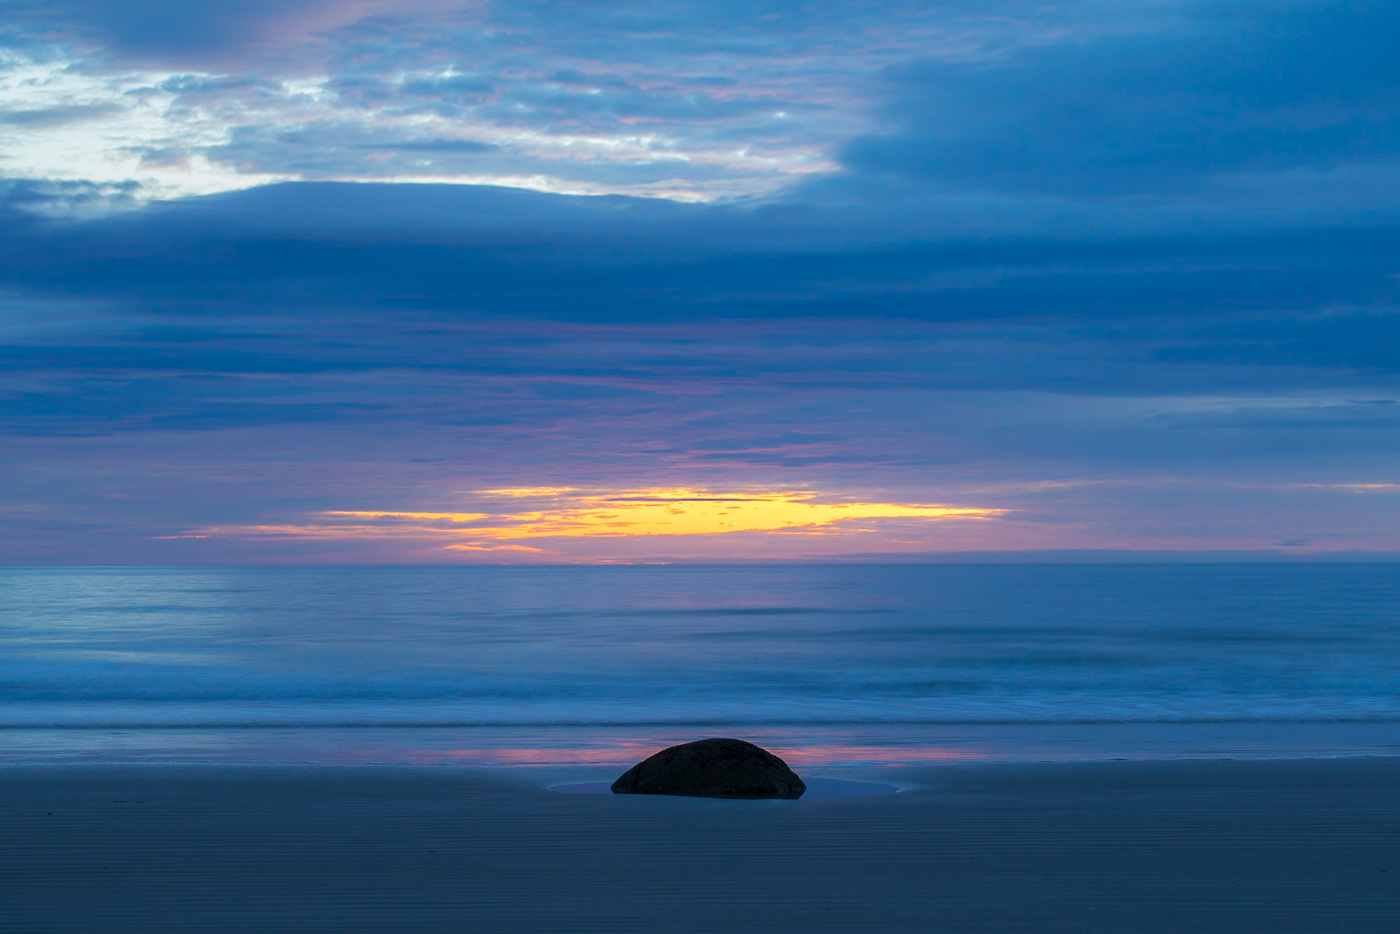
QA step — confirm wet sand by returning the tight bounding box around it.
[2,756,1399,932]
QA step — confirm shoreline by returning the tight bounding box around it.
[7,718,1400,768]
[4,757,1399,931]
[5,748,1400,776]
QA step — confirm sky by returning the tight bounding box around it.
[2,0,1400,563]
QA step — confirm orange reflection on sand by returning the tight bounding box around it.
[350,744,664,766]
[335,743,989,767]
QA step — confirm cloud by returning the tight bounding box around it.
[3,2,1400,561]
[0,1,1133,204]
[2,180,1400,471]
[4,0,479,66]
[0,104,124,128]
[840,0,1400,198]
[4,1,1397,213]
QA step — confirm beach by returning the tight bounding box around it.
[3,756,1399,932]
[5,568,1400,930]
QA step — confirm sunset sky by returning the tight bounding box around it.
[3,0,1400,562]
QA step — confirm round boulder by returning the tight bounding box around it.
[610,738,806,799]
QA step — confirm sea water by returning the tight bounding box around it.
[3,564,1400,765]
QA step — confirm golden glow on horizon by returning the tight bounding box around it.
[185,487,1006,554]
[327,488,1003,544]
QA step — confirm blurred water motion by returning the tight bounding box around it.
[3,564,1400,763]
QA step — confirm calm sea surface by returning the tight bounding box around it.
[4,564,1400,766]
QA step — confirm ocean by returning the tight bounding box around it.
[3,564,1400,766]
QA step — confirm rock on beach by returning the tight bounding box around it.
[611,738,806,799]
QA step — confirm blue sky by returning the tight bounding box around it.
[2,0,1399,562]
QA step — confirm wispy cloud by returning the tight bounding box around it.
[0,52,291,200]
[0,2,1148,206]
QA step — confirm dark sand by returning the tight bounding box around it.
[3,757,1399,932]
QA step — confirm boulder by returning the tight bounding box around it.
[610,738,806,799]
